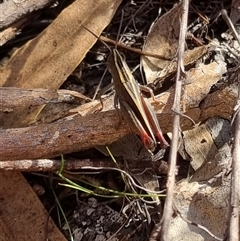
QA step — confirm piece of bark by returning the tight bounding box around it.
[0,17,28,46]
[0,0,54,29]
[0,110,131,161]
[0,87,90,109]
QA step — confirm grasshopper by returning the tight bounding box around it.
[81,25,168,151]
[107,49,169,151]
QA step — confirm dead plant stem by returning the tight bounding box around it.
[221,9,240,239]
[160,0,189,240]
[229,70,240,241]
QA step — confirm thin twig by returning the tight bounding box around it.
[160,1,189,240]
[0,158,116,171]
[0,158,153,172]
[82,24,172,60]
[229,69,240,241]
[99,36,173,60]
[221,9,240,240]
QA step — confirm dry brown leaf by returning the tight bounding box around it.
[183,125,217,171]
[169,142,231,241]
[181,61,226,127]
[151,61,226,132]
[168,117,232,240]
[183,62,227,108]
[1,0,121,88]
[141,2,181,84]
[141,2,208,87]
[0,171,67,241]
[201,84,238,120]
[183,117,231,171]
[154,46,208,84]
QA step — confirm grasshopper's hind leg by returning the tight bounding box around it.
[141,97,169,149]
[120,100,156,152]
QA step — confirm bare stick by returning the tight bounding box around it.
[0,158,152,172]
[0,110,130,161]
[160,1,189,240]
[221,9,240,240]
[229,71,240,241]
[0,158,111,171]
[99,36,172,60]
